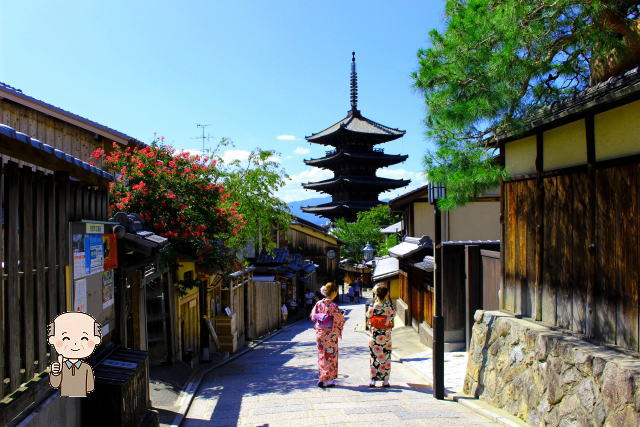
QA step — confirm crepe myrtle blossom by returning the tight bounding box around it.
[92,140,245,272]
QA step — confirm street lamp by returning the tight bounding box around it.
[428,182,446,400]
[362,242,375,262]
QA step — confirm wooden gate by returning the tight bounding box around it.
[481,250,501,310]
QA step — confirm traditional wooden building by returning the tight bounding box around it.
[0,82,142,163]
[389,184,500,241]
[464,67,640,424]
[302,53,409,222]
[498,66,640,350]
[281,216,342,288]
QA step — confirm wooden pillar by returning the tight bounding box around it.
[6,162,22,392]
[0,161,5,398]
[465,245,481,349]
[535,132,544,321]
[499,144,506,310]
[585,115,596,338]
[21,166,35,380]
[55,172,69,313]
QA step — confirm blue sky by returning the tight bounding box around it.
[0,0,444,202]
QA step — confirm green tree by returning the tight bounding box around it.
[331,205,400,261]
[414,0,640,209]
[208,140,291,254]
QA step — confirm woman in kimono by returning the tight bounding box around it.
[366,285,396,387]
[310,282,345,387]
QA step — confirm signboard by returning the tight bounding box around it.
[102,270,115,309]
[86,223,105,234]
[85,234,104,275]
[74,278,87,312]
[102,233,118,271]
[72,234,86,280]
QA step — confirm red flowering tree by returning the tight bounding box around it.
[92,140,246,272]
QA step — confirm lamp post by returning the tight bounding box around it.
[428,182,446,400]
[362,242,374,262]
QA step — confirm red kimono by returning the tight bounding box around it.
[310,298,345,382]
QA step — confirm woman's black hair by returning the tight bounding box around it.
[375,286,389,301]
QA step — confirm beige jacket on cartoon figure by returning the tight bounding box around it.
[49,357,95,397]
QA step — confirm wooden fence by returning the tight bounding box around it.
[0,159,108,399]
[503,162,640,352]
[246,280,282,340]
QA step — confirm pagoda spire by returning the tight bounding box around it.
[350,51,358,113]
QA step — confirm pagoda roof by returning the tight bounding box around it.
[302,175,410,192]
[301,200,382,215]
[305,110,405,145]
[306,52,405,146]
[304,149,408,168]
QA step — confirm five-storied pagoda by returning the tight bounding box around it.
[302,52,410,222]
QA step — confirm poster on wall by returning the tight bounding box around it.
[85,234,104,275]
[102,270,115,309]
[72,234,86,279]
[102,233,118,271]
[74,278,87,312]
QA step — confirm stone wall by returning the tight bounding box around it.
[464,310,640,426]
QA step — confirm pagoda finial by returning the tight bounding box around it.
[350,51,358,113]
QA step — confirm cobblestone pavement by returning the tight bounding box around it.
[182,299,497,427]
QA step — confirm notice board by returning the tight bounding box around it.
[69,221,118,337]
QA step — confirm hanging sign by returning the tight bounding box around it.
[102,233,118,271]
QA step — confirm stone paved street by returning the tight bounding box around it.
[182,300,497,426]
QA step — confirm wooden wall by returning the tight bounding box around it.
[0,99,116,166]
[283,227,339,284]
[0,160,109,400]
[503,163,640,352]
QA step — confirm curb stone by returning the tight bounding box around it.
[453,395,529,427]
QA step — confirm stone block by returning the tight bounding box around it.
[577,378,596,411]
[602,363,634,412]
[474,309,484,323]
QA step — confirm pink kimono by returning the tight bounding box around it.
[311,298,345,382]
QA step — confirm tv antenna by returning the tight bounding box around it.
[192,123,213,152]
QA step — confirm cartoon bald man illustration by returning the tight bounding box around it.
[47,312,102,397]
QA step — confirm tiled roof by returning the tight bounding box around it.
[255,247,289,265]
[380,221,402,234]
[373,256,400,281]
[389,236,433,259]
[302,175,410,191]
[413,255,435,272]
[0,81,142,146]
[0,123,114,181]
[304,150,408,167]
[301,200,382,213]
[306,110,405,144]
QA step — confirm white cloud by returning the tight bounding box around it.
[277,135,297,141]
[293,146,310,155]
[221,149,251,164]
[287,167,333,184]
[275,167,333,202]
[267,155,281,163]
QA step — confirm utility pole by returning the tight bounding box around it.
[192,123,213,152]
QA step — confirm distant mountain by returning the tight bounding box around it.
[287,197,391,226]
[287,197,331,225]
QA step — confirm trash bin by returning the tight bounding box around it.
[82,347,149,427]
